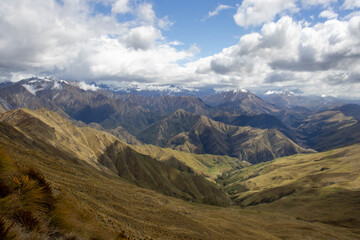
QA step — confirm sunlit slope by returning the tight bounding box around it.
[132,144,250,180]
[0,108,118,168]
[1,124,358,239]
[139,109,312,164]
[219,144,360,229]
[0,109,229,205]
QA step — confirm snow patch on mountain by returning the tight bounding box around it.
[22,84,43,95]
[215,87,246,93]
[19,77,70,95]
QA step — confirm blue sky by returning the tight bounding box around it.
[0,0,360,97]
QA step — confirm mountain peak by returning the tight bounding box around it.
[19,77,68,95]
[18,77,99,96]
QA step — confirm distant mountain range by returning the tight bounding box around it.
[1,77,360,162]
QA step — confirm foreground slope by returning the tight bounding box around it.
[0,108,228,206]
[218,144,360,229]
[0,121,358,239]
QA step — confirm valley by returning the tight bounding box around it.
[0,78,359,239]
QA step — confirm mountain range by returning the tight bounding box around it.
[0,107,359,239]
[1,77,360,161]
[0,77,360,239]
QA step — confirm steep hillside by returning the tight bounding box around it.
[139,110,312,164]
[0,108,117,168]
[202,90,279,115]
[85,122,142,145]
[131,144,250,180]
[335,103,360,121]
[109,126,143,145]
[298,110,360,151]
[137,109,201,146]
[0,119,358,239]
[212,113,303,145]
[217,144,360,229]
[0,109,228,206]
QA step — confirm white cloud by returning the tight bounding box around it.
[190,16,360,95]
[301,0,336,7]
[1,0,360,97]
[0,0,193,85]
[204,4,233,20]
[136,2,156,24]
[169,41,183,46]
[112,0,131,14]
[319,9,338,19]
[233,0,298,27]
[77,81,99,91]
[342,0,360,9]
[157,16,173,30]
[124,26,162,50]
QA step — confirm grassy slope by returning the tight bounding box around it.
[219,144,360,230]
[298,110,360,151]
[168,115,312,164]
[1,128,358,239]
[0,109,229,206]
[131,144,250,181]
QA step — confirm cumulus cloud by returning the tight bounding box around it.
[0,0,195,85]
[342,0,360,9]
[233,0,298,27]
[319,9,338,19]
[124,26,162,50]
[112,0,131,14]
[136,2,156,24]
[1,0,360,97]
[190,15,360,95]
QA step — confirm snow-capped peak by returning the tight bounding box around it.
[232,88,248,93]
[96,81,200,95]
[21,77,68,96]
[214,88,249,94]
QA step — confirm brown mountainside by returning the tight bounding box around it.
[1,122,357,239]
[0,108,228,205]
[139,110,312,164]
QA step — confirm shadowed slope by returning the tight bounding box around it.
[298,110,360,151]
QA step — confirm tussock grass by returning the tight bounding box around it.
[0,148,122,239]
[0,218,16,240]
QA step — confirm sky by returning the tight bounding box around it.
[0,0,360,97]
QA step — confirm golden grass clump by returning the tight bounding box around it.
[0,218,17,240]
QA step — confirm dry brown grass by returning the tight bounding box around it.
[1,137,359,239]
